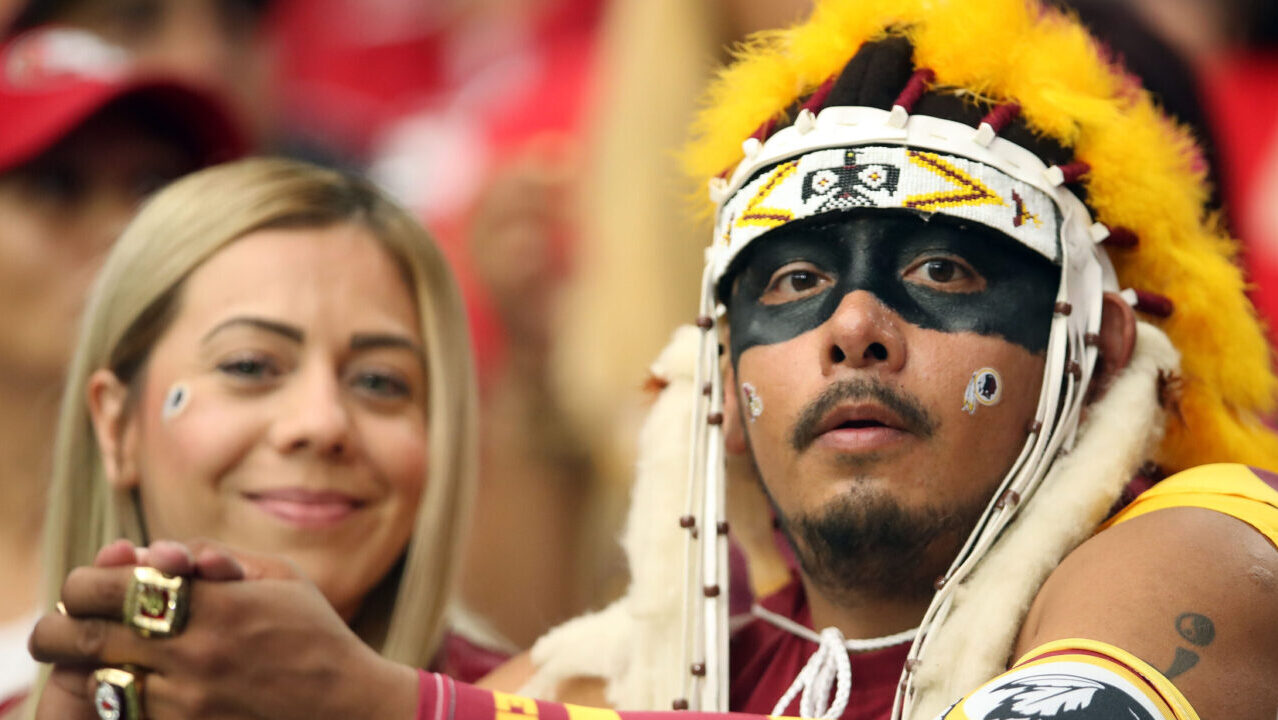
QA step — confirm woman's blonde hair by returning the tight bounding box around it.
[39,157,477,667]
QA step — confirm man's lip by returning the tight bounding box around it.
[814,403,909,436]
[242,488,367,528]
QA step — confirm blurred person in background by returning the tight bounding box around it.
[0,25,244,712]
[4,0,276,146]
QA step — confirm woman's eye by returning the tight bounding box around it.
[216,355,277,380]
[905,256,985,292]
[761,264,831,304]
[351,371,411,399]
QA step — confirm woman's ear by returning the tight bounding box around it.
[723,364,748,455]
[1089,292,1137,398]
[86,369,141,490]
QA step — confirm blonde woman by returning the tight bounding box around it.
[23,157,501,715]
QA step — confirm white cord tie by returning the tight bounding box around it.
[770,627,852,719]
[753,604,917,719]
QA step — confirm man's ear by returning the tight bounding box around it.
[722,363,749,455]
[1092,291,1137,392]
[86,369,141,490]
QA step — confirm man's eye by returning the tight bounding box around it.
[904,256,985,292]
[760,264,831,304]
[924,259,959,282]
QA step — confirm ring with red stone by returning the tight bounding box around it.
[122,566,189,638]
[93,667,143,720]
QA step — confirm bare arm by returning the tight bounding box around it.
[1014,506,1278,719]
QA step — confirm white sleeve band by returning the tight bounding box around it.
[934,639,1199,720]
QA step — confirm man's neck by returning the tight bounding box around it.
[800,573,931,639]
[0,373,61,621]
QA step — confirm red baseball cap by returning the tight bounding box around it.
[0,26,249,173]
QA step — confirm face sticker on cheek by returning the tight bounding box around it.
[161,382,191,422]
[961,367,1002,415]
[741,382,764,421]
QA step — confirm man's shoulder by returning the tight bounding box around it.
[1014,463,1278,720]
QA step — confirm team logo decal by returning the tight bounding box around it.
[742,382,763,421]
[947,673,1158,720]
[800,149,901,211]
[962,367,1002,415]
[162,382,190,421]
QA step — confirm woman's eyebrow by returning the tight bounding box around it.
[201,317,304,345]
[350,333,425,360]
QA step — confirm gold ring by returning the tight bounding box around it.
[93,667,143,720]
[122,566,189,637]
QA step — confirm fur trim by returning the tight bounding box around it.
[682,0,1278,475]
[909,321,1178,719]
[522,326,701,708]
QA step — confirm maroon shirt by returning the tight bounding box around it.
[432,632,510,684]
[730,579,910,720]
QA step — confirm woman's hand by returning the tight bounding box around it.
[29,540,419,720]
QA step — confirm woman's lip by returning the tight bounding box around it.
[814,424,910,453]
[243,489,366,528]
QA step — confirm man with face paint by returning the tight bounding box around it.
[26,2,1278,720]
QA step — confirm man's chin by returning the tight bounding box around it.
[781,489,983,604]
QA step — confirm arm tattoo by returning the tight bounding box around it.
[1161,612,1215,679]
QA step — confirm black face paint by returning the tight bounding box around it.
[724,209,1059,364]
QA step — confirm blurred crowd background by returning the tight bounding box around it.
[0,0,1275,690]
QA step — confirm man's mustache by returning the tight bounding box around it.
[790,378,938,451]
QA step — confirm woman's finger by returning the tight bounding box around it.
[93,539,139,568]
[185,537,298,581]
[193,547,246,581]
[144,540,196,576]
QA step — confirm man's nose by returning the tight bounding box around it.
[822,290,907,373]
